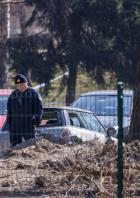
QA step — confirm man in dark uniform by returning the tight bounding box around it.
[7,74,43,147]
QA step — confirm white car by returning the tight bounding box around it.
[0,107,116,150]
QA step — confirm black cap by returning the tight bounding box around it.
[15,74,28,84]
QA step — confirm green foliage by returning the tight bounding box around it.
[8,0,140,103]
[25,0,140,84]
[7,37,56,93]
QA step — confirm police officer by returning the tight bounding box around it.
[7,74,43,147]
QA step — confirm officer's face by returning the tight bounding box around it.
[16,83,28,92]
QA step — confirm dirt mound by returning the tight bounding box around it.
[0,138,139,197]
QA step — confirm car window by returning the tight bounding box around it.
[68,112,84,128]
[0,96,9,115]
[80,112,106,134]
[40,111,61,127]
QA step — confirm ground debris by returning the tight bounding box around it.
[0,138,139,197]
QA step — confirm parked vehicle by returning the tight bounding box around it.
[0,89,12,129]
[36,107,117,143]
[0,107,116,150]
[72,90,133,137]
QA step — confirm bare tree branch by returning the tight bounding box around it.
[0,0,25,5]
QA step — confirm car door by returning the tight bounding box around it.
[80,111,107,142]
[67,110,107,143]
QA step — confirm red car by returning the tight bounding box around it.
[0,89,12,128]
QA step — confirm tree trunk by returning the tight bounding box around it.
[128,89,140,141]
[0,4,9,88]
[0,43,9,88]
[127,41,140,142]
[18,4,27,36]
[66,64,78,105]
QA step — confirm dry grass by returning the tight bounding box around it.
[0,138,139,197]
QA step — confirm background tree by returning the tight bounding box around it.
[117,0,140,142]
[88,0,140,142]
[0,3,8,88]
[25,0,119,104]
[8,36,56,93]
[25,0,84,104]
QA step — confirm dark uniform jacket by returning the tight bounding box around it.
[7,87,43,137]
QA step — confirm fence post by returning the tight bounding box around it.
[117,82,124,198]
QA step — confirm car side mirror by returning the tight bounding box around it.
[106,127,116,137]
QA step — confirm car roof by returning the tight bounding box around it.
[0,89,13,96]
[80,89,133,96]
[43,106,94,113]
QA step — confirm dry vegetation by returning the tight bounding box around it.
[0,138,139,198]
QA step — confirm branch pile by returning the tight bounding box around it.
[0,138,139,197]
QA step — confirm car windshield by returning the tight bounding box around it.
[73,95,132,116]
[0,96,9,115]
[80,112,106,134]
